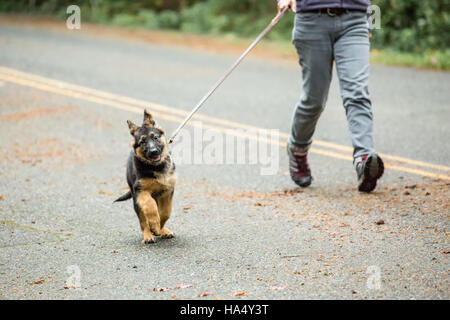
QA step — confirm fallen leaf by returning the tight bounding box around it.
[0,195,3,200]
[64,285,78,289]
[198,292,209,297]
[28,279,45,285]
[234,291,246,296]
[153,287,170,292]
[375,220,385,225]
[153,284,192,292]
[269,286,287,291]
[441,250,450,254]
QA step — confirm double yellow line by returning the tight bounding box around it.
[0,66,449,180]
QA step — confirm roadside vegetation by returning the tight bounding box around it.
[1,0,448,70]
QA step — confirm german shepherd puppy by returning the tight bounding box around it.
[114,110,176,244]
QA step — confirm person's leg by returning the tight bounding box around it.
[290,12,334,153]
[334,12,383,192]
[288,13,334,187]
[333,12,373,158]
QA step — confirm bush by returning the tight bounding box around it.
[180,2,214,34]
[371,0,449,52]
[0,0,448,54]
[137,9,159,29]
[158,10,180,29]
[111,13,139,27]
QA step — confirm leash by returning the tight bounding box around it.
[168,8,289,144]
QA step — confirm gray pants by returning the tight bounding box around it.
[289,11,374,158]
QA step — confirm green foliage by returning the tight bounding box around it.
[180,2,215,33]
[179,0,290,39]
[158,10,180,29]
[1,0,448,68]
[371,0,450,52]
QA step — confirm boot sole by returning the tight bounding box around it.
[292,176,312,188]
[358,153,384,193]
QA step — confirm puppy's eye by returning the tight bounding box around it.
[138,136,147,145]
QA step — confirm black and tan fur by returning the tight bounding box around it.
[114,110,176,244]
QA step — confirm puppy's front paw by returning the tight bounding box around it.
[142,235,156,244]
[159,228,175,239]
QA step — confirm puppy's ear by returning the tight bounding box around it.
[127,120,139,136]
[156,126,164,135]
[143,109,155,127]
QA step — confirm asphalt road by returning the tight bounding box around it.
[0,19,449,300]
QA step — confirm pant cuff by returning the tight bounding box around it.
[288,140,311,154]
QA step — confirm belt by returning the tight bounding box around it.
[302,8,365,16]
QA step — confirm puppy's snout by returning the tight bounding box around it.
[147,147,160,157]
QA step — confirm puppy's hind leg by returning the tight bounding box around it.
[135,192,161,244]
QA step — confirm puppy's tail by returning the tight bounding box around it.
[113,191,132,203]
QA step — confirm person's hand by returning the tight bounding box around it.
[278,0,297,13]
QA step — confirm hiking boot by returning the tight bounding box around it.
[355,153,384,193]
[287,144,312,187]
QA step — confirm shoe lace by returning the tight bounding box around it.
[356,154,369,175]
[292,153,310,173]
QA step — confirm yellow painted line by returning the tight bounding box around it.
[0,66,262,129]
[277,133,450,172]
[0,73,187,124]
[383,164,450,181]
[1,66,449,173]
[0,70,449,181]
[0,73,276,146]
[2,65,449,173]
